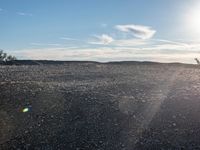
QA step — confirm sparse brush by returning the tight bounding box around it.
[0,49,17,62]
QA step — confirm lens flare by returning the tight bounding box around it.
[22,108,29,113]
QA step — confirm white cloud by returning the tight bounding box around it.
[89,34,114,45]
[13,39,200,64]
[115,24,156,40]
[17,12,33,16]
[14,47,112,60]
[88,24,156,46]
[60,37,79,41]
[11,21,200,64]
[89,35,149,47]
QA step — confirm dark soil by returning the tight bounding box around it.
[1,62,200,150]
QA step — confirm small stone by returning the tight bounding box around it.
[142,100,146,103]
[172,123,176,126]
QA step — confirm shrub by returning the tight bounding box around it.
[195,58,200,65]
[0,50,17,62]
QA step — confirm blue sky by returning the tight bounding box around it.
[1,0,200,63]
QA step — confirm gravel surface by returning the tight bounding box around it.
[1,62,200,149]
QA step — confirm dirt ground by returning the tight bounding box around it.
[1,62,200,150]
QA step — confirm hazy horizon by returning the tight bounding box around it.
[1,0,200,63]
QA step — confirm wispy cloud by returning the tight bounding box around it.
[101,23,107,28]
[60,37,80,41]
[17,12,33,16]
[0,8,5,13]
[115,24,156,40]
[12,22,200,64]
[112,39,148,47]
[30,43,61,46]
[14,39,200,64]
[89,34,114,45]
[89,24,156,46]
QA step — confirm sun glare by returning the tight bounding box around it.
[184,2,200,37]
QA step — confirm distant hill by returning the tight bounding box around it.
[0,60,196,68]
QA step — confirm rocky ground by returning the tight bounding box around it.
[1,62,200,150]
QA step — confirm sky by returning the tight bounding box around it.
[1,0,200,63]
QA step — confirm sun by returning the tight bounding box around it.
[184,2,200,38]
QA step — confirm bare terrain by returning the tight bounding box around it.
[1,61,200,150]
